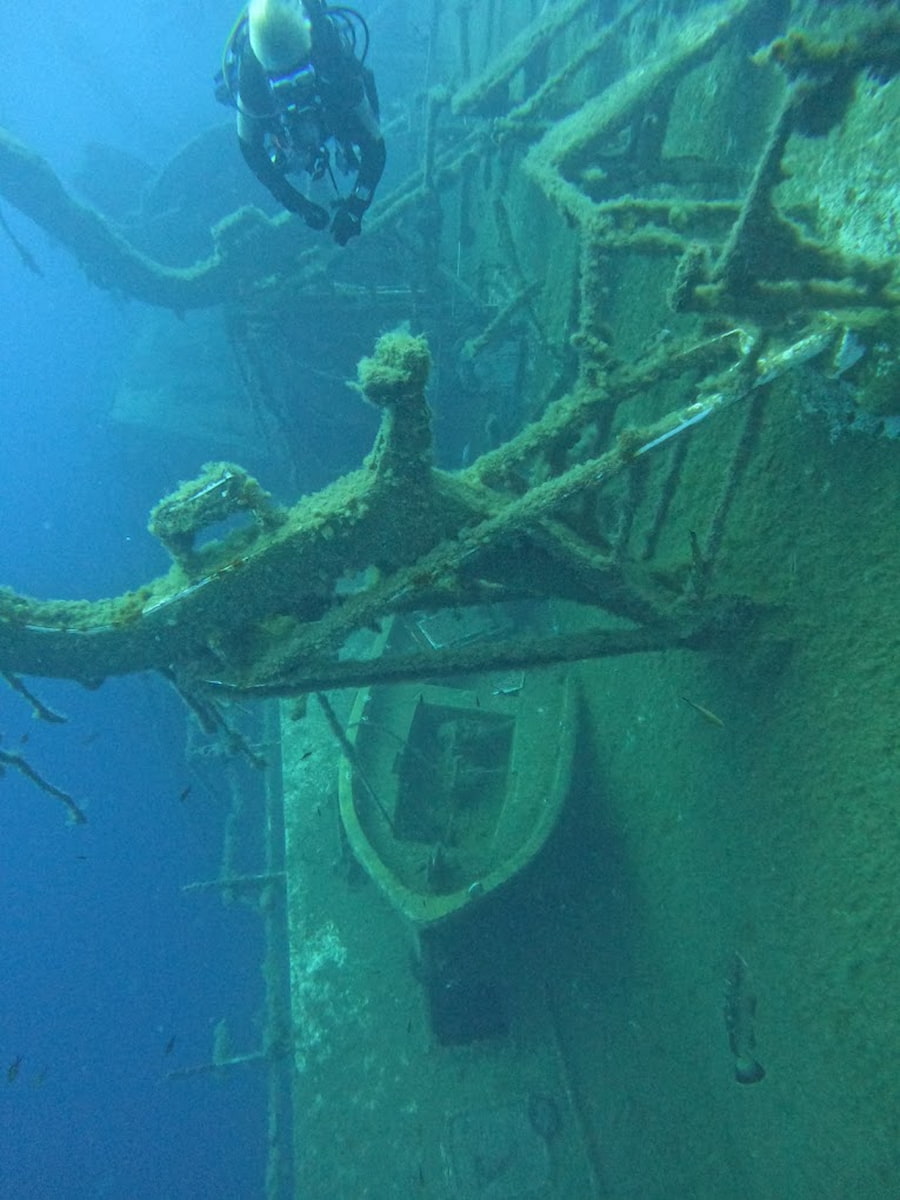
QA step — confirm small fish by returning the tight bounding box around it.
[7,1055,22,1084]
[681,695,725,728]
[164,1035,177,1056]
[178,785,192,803]
[724,953,765,1085]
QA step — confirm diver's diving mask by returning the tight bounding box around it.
[268,61,317,112]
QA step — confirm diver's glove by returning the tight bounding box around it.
[331,196,366,246]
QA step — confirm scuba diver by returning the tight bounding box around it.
[216,0,385,245]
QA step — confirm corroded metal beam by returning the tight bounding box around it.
[0,325,828,691]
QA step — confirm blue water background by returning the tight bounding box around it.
[0,4,285,1196]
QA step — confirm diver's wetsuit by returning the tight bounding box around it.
[234,4,385,244]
